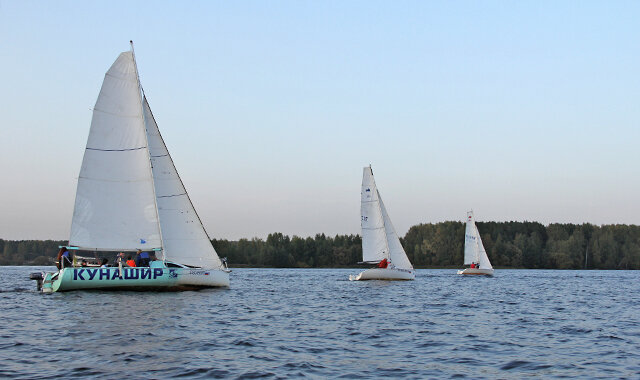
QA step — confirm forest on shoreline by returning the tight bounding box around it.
[1,221,639,269]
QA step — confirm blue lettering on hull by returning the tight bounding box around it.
[71,268,166,281]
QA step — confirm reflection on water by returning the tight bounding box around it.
[0,266,638,378]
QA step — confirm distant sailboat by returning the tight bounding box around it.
[350,166,415,281]
[31,43,230,292]
[457,211,494,276]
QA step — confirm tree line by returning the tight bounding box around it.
[1,222,639,269]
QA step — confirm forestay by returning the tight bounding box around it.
[361,167,388,263]
[143,98,223,268]
[70,52,161,251]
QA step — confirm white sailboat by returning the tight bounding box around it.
[457,211,494,276]
[350,166,415,281]
[31,43,229,292]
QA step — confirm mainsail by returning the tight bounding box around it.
[143,98,223,268]
[69,52,161,251]
[69,49,224,269]
[361,167,389,263]
[464,211,492,269]
[360,166,413,270]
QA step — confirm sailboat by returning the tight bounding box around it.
[457,211,494,276]
[31,43,230,292]
[350,166,415,281]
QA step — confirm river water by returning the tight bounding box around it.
[0,267,638,378]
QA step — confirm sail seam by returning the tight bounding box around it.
[78,176,152,183]
[93,107,142,118]
[86,147,146,152]
[157,193,187,198]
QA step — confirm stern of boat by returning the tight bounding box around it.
[458,268,494,276]
[349,268,415,281]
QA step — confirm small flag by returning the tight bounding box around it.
[204,272,210,276]
[140,239,146,244]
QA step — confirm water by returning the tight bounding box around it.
[0,267,638,379]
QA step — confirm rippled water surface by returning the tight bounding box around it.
[0,267,638,378]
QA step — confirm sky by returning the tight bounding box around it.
[1,0,639,241]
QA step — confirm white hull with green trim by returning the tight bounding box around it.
[40,266,228,293]
[33,44,230,292]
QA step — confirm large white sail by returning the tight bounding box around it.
[69,52,161,251]
[143,98,223,268]
[360,167,388,263]
[379,196,413,270]
[464,211,492,269]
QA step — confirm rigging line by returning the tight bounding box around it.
[86,147,146,152]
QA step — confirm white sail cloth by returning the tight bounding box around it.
[70,52,161,251]
[361,167,388,263]
[70,50,224,269]
[143,98,223,268]
[360,167,413,270]
[464,211,492,269]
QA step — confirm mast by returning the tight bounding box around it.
[584,244,589,270]
[130,40,165,255]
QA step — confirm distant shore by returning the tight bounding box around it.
[2,221,639,270]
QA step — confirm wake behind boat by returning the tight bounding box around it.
[31,43,229,292]
[458,211,494,276]
[350,166,415,281]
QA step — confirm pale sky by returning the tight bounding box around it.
[1,1,639,241]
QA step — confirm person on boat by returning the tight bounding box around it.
[125,256,136,267]
[81,260,88,267]
[100,258,109,267]
[377,258,388,268]
[136,250,150,267]
[470,262,476,269]
[61,249,73,269]
[115,252,125,266]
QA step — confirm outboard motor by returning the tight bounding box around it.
[29,272,44,291]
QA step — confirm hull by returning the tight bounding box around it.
[457,268,494,276]
[44,267,229,292]
[349,268,415,281]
